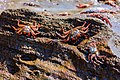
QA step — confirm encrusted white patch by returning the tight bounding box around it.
[23,26,31,33]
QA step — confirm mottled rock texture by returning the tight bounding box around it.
[0,9,120,80]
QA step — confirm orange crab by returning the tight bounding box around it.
[56,21,91,43]
[12,20,41,38]
[87,13,112,27]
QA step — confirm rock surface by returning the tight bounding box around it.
[0,9,120,80]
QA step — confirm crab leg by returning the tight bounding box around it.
[32,20,37,27]
[12,26,23,34]
[31,23,41,33]
[17,28,23,34]
[79,28,88,33]
[12,26,18,31]
[31,21,38,28]
[34,31,40,35]
[90,54,96,64]
[75,22,86,29]
[17,20,26,28]
[56,32,69,39]
[81,33,88,38]
[30,29,40,38]
[88,54,92,62]
[80,21,87,28]
[79,23,91,31]
[63,34,70,42]
[102,18,112,27]
[94,56,104,64]
[60,26,71,35]
[63,30,70,35]
[37,23,41,28]
[79,23,91,34]
[83,23,91,30]
[32,20,41,28]
[30,29,36,38]
[90,54,99,65]
[98,55,106,62]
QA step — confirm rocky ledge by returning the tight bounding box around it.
[0,9,120,80]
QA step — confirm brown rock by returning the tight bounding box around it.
[0,8,120,80]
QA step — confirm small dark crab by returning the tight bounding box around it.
[56,22,91,43]
[87,13,112,27]
[87,41,106,65]
[12,20,41,38]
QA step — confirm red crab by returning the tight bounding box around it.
[76,3,93,8]
[12,20,41,38]
[105,0,119,8]
[56,21,91,43]
[98,10,117,14]
[88,41,106,65]
[87,13,112,27]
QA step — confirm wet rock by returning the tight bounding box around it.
[0,8,120,80]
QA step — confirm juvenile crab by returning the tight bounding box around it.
[87,41,106,65]
[12,20,41,38]
[87,13,112,27]
[56,21,91,43]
